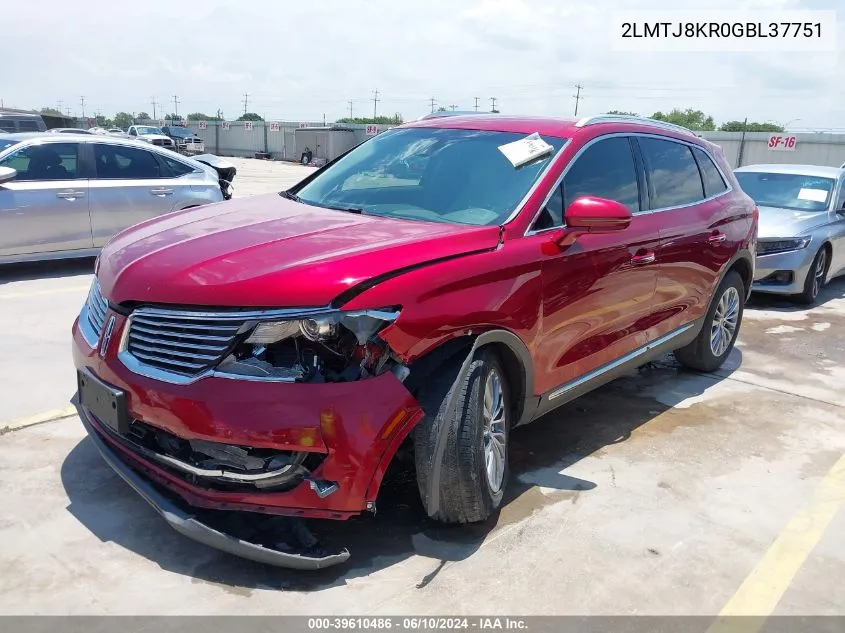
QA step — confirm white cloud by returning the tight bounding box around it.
[4,0,843,127]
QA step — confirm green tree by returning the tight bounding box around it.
[651,108,715,131]
[187,112,221,121]
[112,112,134,129]
[436,106,447,112]
[40,107,63,116]
[237,112,264,121]
[94,114,113,128]
[136,111,150,121]
[163,113,180,121]
[605,110,639,116]
[719,120,784,133]
[336,114,403,125]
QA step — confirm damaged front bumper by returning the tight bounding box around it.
[76,399,351,569]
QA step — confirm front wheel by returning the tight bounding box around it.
[795,247,828,305]
[674,270,744,372]
[414,349,510,524]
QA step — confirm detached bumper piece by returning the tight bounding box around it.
[77,405,350,570]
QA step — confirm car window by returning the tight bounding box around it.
[0,142,81,181]
[734,172,835,212]
[94,143,162,179]
[161,155,195,177]
[294,127,566,226]
[532,185,564,231]
[691,146,728,197]
[18,120,40,132]
[838,180,845,211]
[560,136,640,217]
[639,137,705,208]
[0,121,16,133]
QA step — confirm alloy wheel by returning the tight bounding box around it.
[710,286,740,357]
[812,249,827,299]
[482,368,507,493]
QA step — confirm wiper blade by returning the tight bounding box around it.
[279,190,301,202]
[325,205,364,214]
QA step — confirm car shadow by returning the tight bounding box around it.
[0,257,95,285]
[747,276,845,312]
[60,350,739,592]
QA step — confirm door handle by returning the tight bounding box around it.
[631,252,656,265]
[708,232,727,244]
[150,188,173,196]
[56,190,85,199]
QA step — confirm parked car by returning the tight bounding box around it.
[0,111,47,133]
[0,133,232,263]
[161,125,205,155]
[71,114,756,568]
[126,125,175,149]
[48,128,94,134]
[735,164,845,303]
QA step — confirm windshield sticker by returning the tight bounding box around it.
[498,132,554,168]
[797,188,828,203]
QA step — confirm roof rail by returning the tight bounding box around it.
[575,114,698,137]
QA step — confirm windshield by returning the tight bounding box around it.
[735,172,835,212]
[135,126,163,135]
[168,127,193,138]
[0,139,19,153]
[293,127,566,226]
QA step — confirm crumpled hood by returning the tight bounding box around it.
[97,193,501,307]
[757,206,831,238]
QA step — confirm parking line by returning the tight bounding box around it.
[706,453,845,633]
[0,285,89,300]
[0,405,78,435]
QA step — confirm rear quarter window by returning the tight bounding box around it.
[691,146,729,197]
[639,137,705,208]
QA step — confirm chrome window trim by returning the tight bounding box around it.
[547,323,694,401]
[524,132,734,237]
[501,138,572,225]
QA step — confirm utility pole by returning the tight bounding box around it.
[490,97,497,112]
[429,97,436,113]
[172,95,180,119]
[449,104,458,111]
[57,99,63,113]
[242,92,249,115]
[66,108,71,117]
[348,100,353,118]
[372,89,380,120]
[323,113,326,126]
[474,97,480,112]
[150,97,159,120]
[573,84,583,116]
[79,96,85,119]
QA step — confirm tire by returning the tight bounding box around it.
[414,348,510,524]
[674,270,744,373]
[795,247,828,305]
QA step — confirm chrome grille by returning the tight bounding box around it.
[125,309,246,376]
[86,281,108,337]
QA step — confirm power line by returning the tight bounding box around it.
[372,89,380,120]
[172,94,180,118]
[573,84,583,116]
[242,92,249,115]
[490,96,497,112]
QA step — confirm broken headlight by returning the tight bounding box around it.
[216,309,402,383]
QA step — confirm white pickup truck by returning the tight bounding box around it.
[126,125,176,149]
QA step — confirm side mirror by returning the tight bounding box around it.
[0,166,17,185]
[129,129,137,136]
[550,196,632,246]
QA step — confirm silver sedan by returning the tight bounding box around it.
[0,133,229,264]
[735,163,845,304]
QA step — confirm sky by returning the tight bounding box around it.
[4,0,843,130]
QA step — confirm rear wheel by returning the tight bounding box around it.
[414,348,510,524]
[795,247,828,305]
[674,270,744,372]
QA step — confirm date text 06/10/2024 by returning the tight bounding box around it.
[307,617,528,631]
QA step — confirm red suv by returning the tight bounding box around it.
[72,114,757,569]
